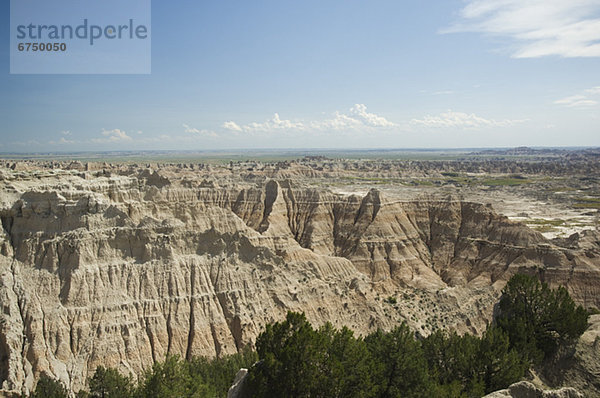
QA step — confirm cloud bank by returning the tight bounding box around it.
[411,110,526,129]
[444,0,600,58]
[554,86,600,107]
[222,104,396,134]
[92,129,133,143]
[183,124,217,137]
[25,105,530,151]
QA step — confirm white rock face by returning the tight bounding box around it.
[0,170,398,394]
[483,381,582,398]
[227,368,248,398]
[0,165,598,395]
[541,314,600,396]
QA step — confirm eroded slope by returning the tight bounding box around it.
[0,167,598,395]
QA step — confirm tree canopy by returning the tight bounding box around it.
[495,273,589,364]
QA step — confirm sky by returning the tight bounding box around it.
[1,0,599,152]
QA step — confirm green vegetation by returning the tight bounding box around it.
[546,186,577,192]
[88,366,134,397]
[588,307,600,315]
[28,374,69,398]
[244,313,375,397]
[526,218,566,233]
[496,274,589,365]
[242,312,526,397]
[525,218,594,233]
[242,274,588,397]
[0,149,471,163]
[339,176,399,185]
[573,197,600,209]
[402,174,543,188]
[526,219,566,227]
[49,349,257,398]
[409,179,434,186]
[27,275,589,398]
[317,173,555,189]
[366,324,432,397]
[134,355,216,398]
[481,177,532,186]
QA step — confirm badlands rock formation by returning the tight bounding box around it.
[227,368,247,398]
[482,381,582,398]
[540,314,600,396]
[0,164,598,394]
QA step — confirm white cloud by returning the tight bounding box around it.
[219,106,526,136]
[224,104,395,134]
[411,110,525,129]
[585,86,600,95]
[349,104,396,127]
[222,121,242,132]
[554,86,600,107]
[221,114,305,134]
[444,0,600,58]
[310,111,363,130]
[92,129,133,143]
[243,113,305,133]
[183,124,218,137]
[315,104,395,130]
[51,130,76,144]
[182,123,200,133]
[60,137,75,144]
[554,95,598,108]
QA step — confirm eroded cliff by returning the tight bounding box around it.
[0,166,598,395]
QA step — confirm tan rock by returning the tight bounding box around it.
[0,166,598,394]
[483,381,582,398]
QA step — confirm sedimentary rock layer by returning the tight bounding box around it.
[0,167,598,394]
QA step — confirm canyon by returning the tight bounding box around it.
[0,155,598,395]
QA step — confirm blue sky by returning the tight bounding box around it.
[1,0,599,151]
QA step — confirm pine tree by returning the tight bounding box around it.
[29,374,69,398]
[134,355,215,398]
[245,312,326,397]
[316,324,375,398]
[365,323,432,398]
[88,366,134,398]
[421,330,484,396]
[496,274,589,364]
[478,326,527,393]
